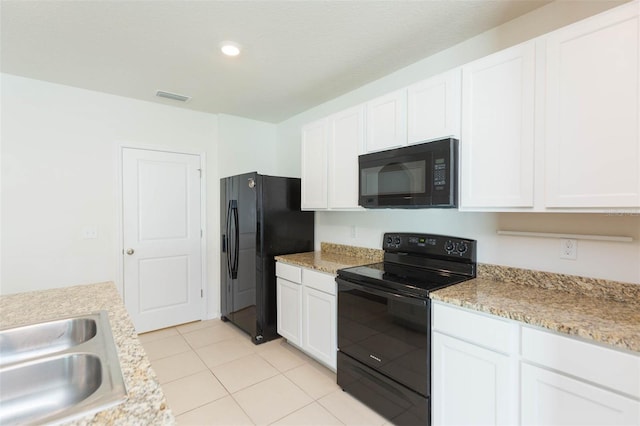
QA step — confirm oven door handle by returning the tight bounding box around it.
[336,278,427,307]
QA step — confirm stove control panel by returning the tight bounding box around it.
[383,232,476,261]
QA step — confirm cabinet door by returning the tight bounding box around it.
[407,69,461,144]
[544,3,640,208]
[432,332,515,426]
[301,119,328,210]
[276,278,302,346]
[521,363,640,426]
[328,105,365,209]
[365,89,408,152]
[302,286,336,370]
[460,42,536,209]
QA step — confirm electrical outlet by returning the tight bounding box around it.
[82,225,98,239]
[559,239,577,260]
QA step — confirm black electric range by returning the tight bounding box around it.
[336,232,477,426]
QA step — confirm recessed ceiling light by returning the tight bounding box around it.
[220,41,241,57]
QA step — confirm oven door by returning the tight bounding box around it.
[336,277,430,397]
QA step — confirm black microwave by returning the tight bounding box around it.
[358,138,458,208]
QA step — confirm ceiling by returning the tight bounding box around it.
[1,0,553,123]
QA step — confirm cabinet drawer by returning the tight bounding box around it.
[522,326,640,398]
[302,268,336,295]
[432,303,515,354]
[276,262,302,284]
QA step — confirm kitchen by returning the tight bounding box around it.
[1,0,639,425]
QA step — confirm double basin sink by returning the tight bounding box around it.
[0,311,127,425]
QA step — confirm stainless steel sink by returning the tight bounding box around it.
[0,317,97,366]
[0,312,127,425]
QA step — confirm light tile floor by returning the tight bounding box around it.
[139,319,390,425]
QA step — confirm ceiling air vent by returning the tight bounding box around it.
[155,90,191,102]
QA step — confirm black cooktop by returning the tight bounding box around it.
[337,232,477,299]
[337,261,470,299]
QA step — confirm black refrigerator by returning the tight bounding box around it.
[220,172,314,344]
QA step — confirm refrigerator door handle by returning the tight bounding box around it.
[231,200,239,279]
[226,201,233,278]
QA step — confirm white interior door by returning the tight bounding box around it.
[122,148,202,333]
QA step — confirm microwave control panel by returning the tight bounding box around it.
[433,158,447,187]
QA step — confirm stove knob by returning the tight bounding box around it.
[445,240,455,252]
[456,242,468,254]
[394,237,401,245]
[386,236,393,245]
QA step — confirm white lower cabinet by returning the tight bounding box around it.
[302,286,336,368]
[432,301,640,426]
[432,332,513,426]
[276,277,302,346]
[432,302,517,426]
[520,325,640,426]
[276,261,337,370]
[521,363,640,426]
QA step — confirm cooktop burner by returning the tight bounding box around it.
[337,232,477,299]
[338,262,469,298]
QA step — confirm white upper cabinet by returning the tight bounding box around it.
[460,41,536,209]
[543,1,640,209]
[365,89,407,153]
[328,105,365,209]
[302,1,640,213]
[407,69,462,144]
[301,105,365,210]
[301,119,328,210]
[460,1,640,212]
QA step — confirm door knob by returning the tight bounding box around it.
[126,248,135,255]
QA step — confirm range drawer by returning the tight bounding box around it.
[337,352,428,426]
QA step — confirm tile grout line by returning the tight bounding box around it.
[149,320,365,425]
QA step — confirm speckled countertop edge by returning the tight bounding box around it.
[0,282,175,425]
[433,267,640,353]
[478,263,640,304]
[275,242,383,274]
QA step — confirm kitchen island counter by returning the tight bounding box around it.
[0,281,174,425]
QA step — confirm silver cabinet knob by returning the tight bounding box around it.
[126,248,135,255]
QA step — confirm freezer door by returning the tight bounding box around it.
[220,173,258,337]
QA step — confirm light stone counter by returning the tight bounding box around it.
[274,242,383,275]
[0,281,174,425]
[276,242,640,353]
[432,265,640,353]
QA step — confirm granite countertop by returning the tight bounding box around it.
[275,242,383,274]
[278,242,640,353]
[431,265,640,353]
[0,281,174,425]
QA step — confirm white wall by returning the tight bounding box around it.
[1,74,283,322]
[218,114,278,178]
[276,0,640,284]
[0,74,220,302]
